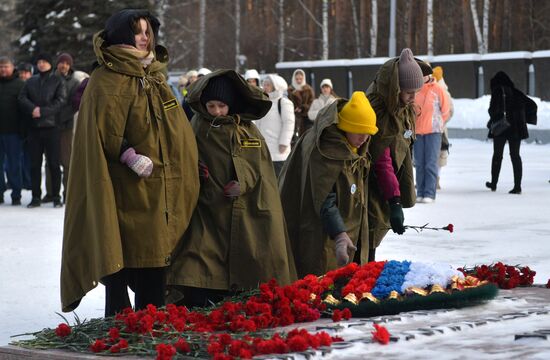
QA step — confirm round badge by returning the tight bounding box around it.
[350,183,357,194]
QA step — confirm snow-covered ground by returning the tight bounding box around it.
[1,98,550,353]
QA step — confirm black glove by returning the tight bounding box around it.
[389,197,405,234]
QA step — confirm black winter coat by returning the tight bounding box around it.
[487,71,537,140]
[56,70,81,130]
[18,70,67,129]
[0,74,25,135]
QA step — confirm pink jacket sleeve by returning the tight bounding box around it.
[374,147,400,201]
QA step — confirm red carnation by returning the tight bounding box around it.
[444,224,454,233]
[55,323,71,338]
[287,335,309,352]
[155,343,176,360]
[108,327,120,341]
[331,309,343,322]
[90,339,108,353]
[372,324,390,345]
[341,308,352,320]
[546,279,550,289]
[174,338,190,353]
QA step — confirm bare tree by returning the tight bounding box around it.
[153,0,167,43]
[297,0,325,59]
[350,0,362,58]
[470,0,488,53]
[278,0,285,62]
[427,0,433,55]
[322,0,328,59]
[235,0,240,71]
[198,0,206,67]
[370,0,377,56]
[482,0,489,52]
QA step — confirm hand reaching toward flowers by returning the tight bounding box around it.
[334,232,357,266]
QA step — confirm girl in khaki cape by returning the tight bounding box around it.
[365,48,428,261]
[60,10,199,316]
[279,92,378,278]
[167,70,296,307]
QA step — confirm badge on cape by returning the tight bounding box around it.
[350,183,357,194]
[163,98,178,111]
[241,138,261,148]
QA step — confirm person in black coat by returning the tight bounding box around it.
[18,53,67,207]
[485,71,537,194]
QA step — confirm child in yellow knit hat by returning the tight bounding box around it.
[279,91,378,278]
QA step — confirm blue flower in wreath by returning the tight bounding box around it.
[371,260,411,298]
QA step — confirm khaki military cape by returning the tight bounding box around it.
[366,57,428,249]
[279,99,371,278]
[167,69,297,291]
[60,32,199,312]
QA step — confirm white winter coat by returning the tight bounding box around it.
[308,94,337,121]
[254,74,295,162]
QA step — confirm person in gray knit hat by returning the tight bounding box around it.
[398,48,424,91]
[362,48,429,263]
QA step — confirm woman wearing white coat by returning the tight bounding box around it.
[308,78,338,121]
[254,74,295,176]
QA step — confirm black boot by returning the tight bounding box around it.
[511,153,522,195]
[489,153,502,192]
[27,198,41,208]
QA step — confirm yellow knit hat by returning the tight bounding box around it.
[337,92,378,135]
[432,66,443,81]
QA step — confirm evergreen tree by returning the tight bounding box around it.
[14,0,153,72]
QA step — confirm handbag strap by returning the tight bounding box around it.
[501,86,507,117]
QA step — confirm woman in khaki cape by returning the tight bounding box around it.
[279,92,378,278]
[365,48,429,261]
[167,70,296,307]
[60,10,199,316]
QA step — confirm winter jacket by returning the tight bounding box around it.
[279,99,371,277]
[366,56,425,249]
[56,69,82,130]
[0,73,25,135]
[60,32,200,312]
[414,79,451,135]
[254,74,295,162]
[18,70,67,128]
[288,70,315,135]
[487,71,537,140]
[308,94,337,121]
[167,70,297,292]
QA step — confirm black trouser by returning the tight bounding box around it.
[174,286,235,309]
[102,267,166,317]
[491,136,522,189]
[273,161,285,177]
[28,127,61,201]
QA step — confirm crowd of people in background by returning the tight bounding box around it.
[0,8,539,318]
[0,53,88,207]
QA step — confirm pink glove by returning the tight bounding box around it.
[199,161,209,182]
[223,180,241,197]
[334,232,357,267]
[120,147,153,177]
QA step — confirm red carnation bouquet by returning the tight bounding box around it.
[458,262,535,289]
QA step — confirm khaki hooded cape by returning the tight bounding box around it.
[60,32,199,312]
[279,99,371,278]
[167,70,296,291]
[366,57,428,249]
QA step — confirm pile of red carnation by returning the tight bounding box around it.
[47,263,391,359]
[458,262,535,289]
